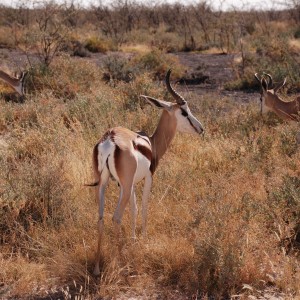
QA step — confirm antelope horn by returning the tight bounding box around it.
[254,73,261,83]
[165,69,185,105]
[263,72,274,88]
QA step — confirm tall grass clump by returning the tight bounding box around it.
[25,56,103,99]
[132,49,184,79]
[85,36,115,53]
[102,53,136,83]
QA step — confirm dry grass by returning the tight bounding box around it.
[201,47,227,54]
[120,44,152,54]
[289,39,300,52]
[0,55,300,299]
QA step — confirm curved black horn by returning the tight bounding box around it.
[165,69,185,105]
[263,72,274,88]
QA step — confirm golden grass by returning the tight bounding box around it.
[201,47,226,54]
[289,39,300,52]
[0,58,300,299]
[120,44,152,54]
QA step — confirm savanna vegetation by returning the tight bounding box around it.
[0,0,300,299]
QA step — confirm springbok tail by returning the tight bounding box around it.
[84,181,100,186]
[84,181,99,187]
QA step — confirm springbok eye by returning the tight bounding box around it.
[181,108,188,117]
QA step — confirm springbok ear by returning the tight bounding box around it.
[274,78,287,93]
[140,95,173,111]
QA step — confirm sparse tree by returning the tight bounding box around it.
[24,1,75,67]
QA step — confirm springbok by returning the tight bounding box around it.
[0,69,27,98]
[88,69,204,275]
[254,72,300,121]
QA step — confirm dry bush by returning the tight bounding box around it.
[119,73,166,111]
[2,2,300,67]
[0,26,15,48]
[102,53,137,84]
[131,49,184,80]
[101,50,184,86]
[226,31,300,91]
[150,26,182,53]
[84,36,115,53]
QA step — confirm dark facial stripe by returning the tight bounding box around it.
[180,108,198,131]
[187,116,199,133]
[180,108,188,117]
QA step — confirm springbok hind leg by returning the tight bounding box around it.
[112,149,137,252]
[94,214,104,276]
[130,188,138,241]
[142,172,152,238]
[94,172,109,276]
[112,183,134,253]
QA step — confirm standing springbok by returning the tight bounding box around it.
[88,69,204,275]
[254,72,300,121]
[0,69,27,98]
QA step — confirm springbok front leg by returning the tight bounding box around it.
[94,170,109,276]
[142,172,152,237]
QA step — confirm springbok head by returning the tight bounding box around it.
[141,69,204,135]
[254,72,287,114]
[0,69,28,101]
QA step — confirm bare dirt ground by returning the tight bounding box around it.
[173,52,257,102]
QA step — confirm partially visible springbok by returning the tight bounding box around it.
[254,72,300,121]
[0,69,28,98]
[87,69,204,275]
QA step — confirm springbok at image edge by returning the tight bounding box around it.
[254,72,300,121]
[0,69,27,98]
